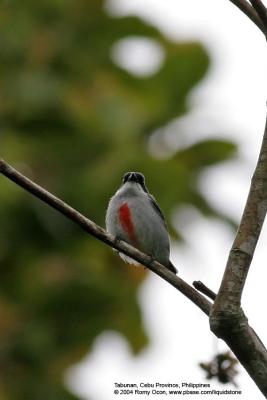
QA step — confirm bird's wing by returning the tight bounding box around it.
[148,194,167,225]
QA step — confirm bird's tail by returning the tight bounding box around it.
[168,260,178,274]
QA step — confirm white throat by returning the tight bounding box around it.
[116,182,144,197]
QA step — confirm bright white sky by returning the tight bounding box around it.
[66,1,267,399]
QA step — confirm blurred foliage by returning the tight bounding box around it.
[0,0,237,399]
[199,351,239,386]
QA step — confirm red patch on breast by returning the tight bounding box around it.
[119,203,137,245]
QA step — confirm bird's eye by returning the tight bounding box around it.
[123,172,131,183]
[136,173,144,185]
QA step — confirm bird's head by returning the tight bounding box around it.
[121,171,148,194]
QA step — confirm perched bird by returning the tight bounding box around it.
[105,172,177,273]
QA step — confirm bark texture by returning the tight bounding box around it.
[210,114,267,396]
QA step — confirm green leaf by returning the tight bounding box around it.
[176,139,237,167]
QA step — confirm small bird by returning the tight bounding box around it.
[105,172,177,274]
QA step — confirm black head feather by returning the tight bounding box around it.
[122,172,148,192]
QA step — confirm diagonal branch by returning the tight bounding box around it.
[209,112,267,396]
[193,281,216,301]
[0,159,211,316]
[228,0,267,34]
[212,112,267,314]
[249,0,267,29]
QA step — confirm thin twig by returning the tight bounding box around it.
[249,0,267,28]
[0,159,211,316]
[229,0,267,34]
[193,281,216,301]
